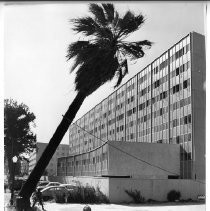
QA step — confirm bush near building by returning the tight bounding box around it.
[125,189,145,203]
[53,185,109,204]
[167,190,181,202]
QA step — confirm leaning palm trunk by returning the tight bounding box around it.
[16,3,152,210]
[16,91,86,210]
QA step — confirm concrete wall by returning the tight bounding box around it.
[108,141,180,179]
[49,176,205,203]
[109,178,205,203]
[191,32,206,181]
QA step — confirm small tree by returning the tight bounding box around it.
[125,189,145,203]
[167,190,181,202]
[4,99,36,188]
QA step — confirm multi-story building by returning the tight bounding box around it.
[29,142,69,176]
[57,32,205,182]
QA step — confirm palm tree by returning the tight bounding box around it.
[17,3,152,209]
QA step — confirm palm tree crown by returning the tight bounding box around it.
[67,3,152,96]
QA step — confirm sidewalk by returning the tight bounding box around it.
[42,202,206,211]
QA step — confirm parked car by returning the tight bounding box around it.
[37,181,49,187]
[41,186,69,201]
[37,182,61,191]
[60,183,78,192]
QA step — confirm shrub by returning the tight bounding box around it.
[125,189,145,203]
[53,191,67,203]
[167,190,181,202]
[95,186,110,203]
[66,185,109,204]
[147,198,158,203]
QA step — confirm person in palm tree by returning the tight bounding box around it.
[17,3,152,210]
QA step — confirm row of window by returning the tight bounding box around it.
[171,133,192,144]
[170,44,190,63]
[171,96,191,110]
[171,114,191,127]
[170,61,190,78]
[171,79,190,94]
[152,44,190,75]
[58,152,108,168]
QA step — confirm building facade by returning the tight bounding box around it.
[29,142,69,176]
[58,32,205,181]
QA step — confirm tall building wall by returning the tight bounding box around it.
[68,32,205,180]
[191,32,206,181]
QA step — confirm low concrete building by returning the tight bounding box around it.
[57,141,180,179]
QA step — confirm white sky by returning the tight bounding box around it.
[3,1,206,146]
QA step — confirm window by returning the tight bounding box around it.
[160,93,163,100]
[127,109,132,116]
[176,67,180,76]
[131,96,134,102]
[183,80,188,89]
[188,133,192,141]
[184,116,188,124]
[173,86,176,94]
[154,80,160,88]
[176,136,180,144]
[176,84,180,92]
[188,114,191,123]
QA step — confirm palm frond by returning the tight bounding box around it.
[75,49,118,95]
[94,27,114,42]
[67,41,107,72]
[114,59,128,88]
[66,41,90,60]
[113,11,119,27]
[135,40,153,47]
[120,44,144,60]
[89,3,107,26]
[118,40,152,60]
[71,17,98,36]
[118,11,145,37]
[102,3,115,22]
